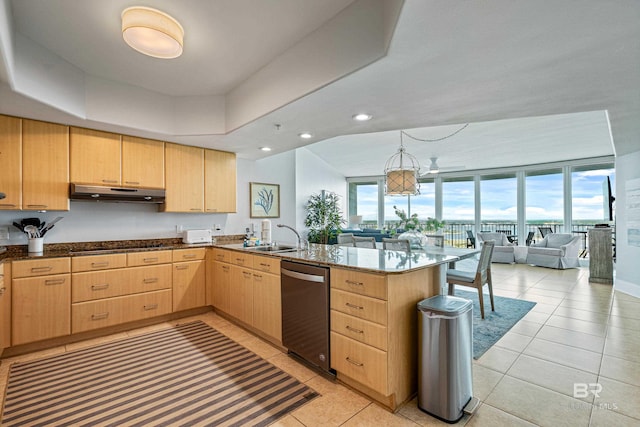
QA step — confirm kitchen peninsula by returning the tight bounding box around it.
[2,241,463,412]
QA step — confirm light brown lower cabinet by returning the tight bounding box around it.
[229,265,254,325]
[252,270,281,342]
[72,289,172,333]
[210,261,231,312]
[0,263,11,351]
[12,274,71,345]
[172,260,205,311]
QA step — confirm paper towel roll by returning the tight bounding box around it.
[261,219,271,244]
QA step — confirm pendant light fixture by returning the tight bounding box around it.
[384,131,421,195]
[122,6,184,59]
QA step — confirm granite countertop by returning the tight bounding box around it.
[216,243,460,274]
[0,235,244,262]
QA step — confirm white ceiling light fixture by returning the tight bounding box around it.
[260,147,272,152]
[384,131,420,196]
[352,113,372,121]
[122,6,184,59]
[299,132,313,139]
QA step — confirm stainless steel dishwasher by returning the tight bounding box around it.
[281,260,332,374]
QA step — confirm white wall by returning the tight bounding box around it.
[613,149,640,297]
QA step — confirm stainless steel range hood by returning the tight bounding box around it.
[69,183,165,204]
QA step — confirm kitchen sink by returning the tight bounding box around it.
[246,244,298,253]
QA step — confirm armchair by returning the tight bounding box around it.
[526,233,581,269]
[477,232,515,263]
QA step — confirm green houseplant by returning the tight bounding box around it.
[305,191,345,244]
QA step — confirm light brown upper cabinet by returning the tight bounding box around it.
[0,115,22,210]
[22,119,69,211]
[70,127,122,186]
[122,136,165,188]
[205,149,237,213]
[163,143,204,212]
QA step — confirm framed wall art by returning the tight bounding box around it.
[250,182,280,218]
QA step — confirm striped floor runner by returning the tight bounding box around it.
[1,321,318,426]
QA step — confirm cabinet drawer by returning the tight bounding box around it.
[331,310,387,351]
[72,289,172,333]
[331,332,388,395]
[127,250,173,267]
[331,289,387,326]
[211,248,231,263]
[172,248,206,262]
[253,255,280,275]
[72,264,172,302]
[229,252,253,268]
[12,257,70,278]
[331,268,387,300]
[72,254,127,272]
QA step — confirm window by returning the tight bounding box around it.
[412,179,436,220]
[481,173,517,234]
[572,164,615,225]
[526,169,563,238]
[442,177,474,222]
[348,181,378,228]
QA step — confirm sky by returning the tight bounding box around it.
[354,168,615,224]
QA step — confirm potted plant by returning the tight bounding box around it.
[304,190,345,244]
[392,206,446,248]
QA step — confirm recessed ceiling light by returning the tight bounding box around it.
[260,147,272,152]
[122,6,184,59]
[299,132,313,139]
[352,113,372,121]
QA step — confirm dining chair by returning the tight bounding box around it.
[447,241,495,319]
[337,233,354,246]
[382,238,410,251]
[353,236,376,248]
[423,234,444,247]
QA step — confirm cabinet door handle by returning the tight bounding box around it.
[176,265,189,270]
[190,208,201,211]
[0,287,6,296]
[144,304,158,311]
[222,266,230,271]
[216,255,225,260]
[91,312,109,320]
[143,257,158,263]
[0,203,17,208]
[259,262,271,269]
[31,266,53,273]
[102,179,118,184]
[143,277,159,284]
[253,274,262,280]
[345,302,364,310]
[182,254,197,259]
[346,357,364,367]
[346,325,364,334]
[27,204,48,209]
[44,278,65,286]
[91,262,109,268]
[242,271,252,278]
[206,208,218,212]
[345,280,364,286]
[125,181,140,185]
[91,283,109,291]
[235,258,245,265]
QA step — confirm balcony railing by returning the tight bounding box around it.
[371,220,610,250]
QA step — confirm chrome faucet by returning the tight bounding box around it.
[277,224,307,250]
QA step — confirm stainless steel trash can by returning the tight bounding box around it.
[417,295,473,423]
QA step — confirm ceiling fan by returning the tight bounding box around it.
[420,157,466,176]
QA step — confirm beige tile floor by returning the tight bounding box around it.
[1,264,639,426]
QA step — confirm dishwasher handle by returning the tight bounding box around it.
[281,268,326,283]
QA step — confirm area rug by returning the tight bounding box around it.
[452,290,536,359]
[1,321,318,426]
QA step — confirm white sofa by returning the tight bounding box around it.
[477,232,515,263]
[525,233,581,269]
